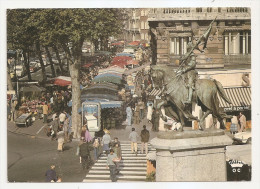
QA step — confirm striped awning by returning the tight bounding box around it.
[218,87,251,112]
[148,88,162,97]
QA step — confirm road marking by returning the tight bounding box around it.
[36,125,46,135]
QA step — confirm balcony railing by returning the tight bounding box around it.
[223,54,251,66]
[148,8,251,21]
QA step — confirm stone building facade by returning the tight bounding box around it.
[148,7,251,69]
[125,9,150,43]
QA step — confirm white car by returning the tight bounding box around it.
[233,131,251,144]
[82,48,89,53]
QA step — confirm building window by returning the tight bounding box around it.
[145,22,149,29]
[141,33,145,40]
[141,10,144,16]
[224,31,251,55]
[170,37,190,55]
[207,7,212,12]
[196,8,202,13]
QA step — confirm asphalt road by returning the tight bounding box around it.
[7,131,87,182]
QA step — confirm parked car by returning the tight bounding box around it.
[233,131,251,144]
[15,113,32,127]
[52,58,59,64]
[29,61,38,72]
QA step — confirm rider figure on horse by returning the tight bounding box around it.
[176,41,198,105]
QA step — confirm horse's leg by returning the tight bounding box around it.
[199,109,212,131]
[217,115,226,130]
[168,96,198,121]
[211,116,218,129]
[176,109,184,132]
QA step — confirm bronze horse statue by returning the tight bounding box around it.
[151,65,232,131]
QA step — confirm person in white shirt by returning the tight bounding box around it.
[59,111,66,124]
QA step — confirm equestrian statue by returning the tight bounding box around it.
[151,18,232,131]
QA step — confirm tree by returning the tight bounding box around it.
[7,9,34,81]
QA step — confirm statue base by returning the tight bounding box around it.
[150,129,233,181]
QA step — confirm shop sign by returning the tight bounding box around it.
[224,106,250,112]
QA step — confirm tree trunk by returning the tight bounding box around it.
[53,44,65,74]
[62,42,81,139]
[35,41,47,84]
[45,46,56,77]
[70,61,81,139]
[23,50,32,81]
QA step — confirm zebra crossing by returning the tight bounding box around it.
[83,142,155,182]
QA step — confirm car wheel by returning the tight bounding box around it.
[246,137,251,144]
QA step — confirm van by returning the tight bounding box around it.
[15,65,24,77]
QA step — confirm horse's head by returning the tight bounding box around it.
[150,66,165,90]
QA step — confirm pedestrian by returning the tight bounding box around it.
[81,125,87,139]
[129,128,139,156]
[45,165,57,182]
[57,125,65,152]
[111,137,121,147]
[106,149,118,182]
[11,98,18,122]
[133,103,140,125]
[43,102,48,123]
[85,128,93,142]
[102,129,111,156]
[51,115,59,140]
[230,115,239,134]
[63,117,69,142]
[59,111,66,125]
[146,101,153,122]
[79,139,93,170]
[152,108,160,132]
[138,99,145,120]
[93,137,100,162]
[239,112,247,132]
[113,142,122,173]
[126,105,133,126]
[140,125,150,155]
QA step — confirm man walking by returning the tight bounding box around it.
[43,102,48,123]
[129,128,139,156]
[140,125,150,155]
[79,139,93,170]
[106,149,118,182]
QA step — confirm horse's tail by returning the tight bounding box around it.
[213,79,232,104]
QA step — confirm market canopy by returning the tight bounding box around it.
[127,59,139,65]
[218,87,251,112]
[94,73,122,79]
[116,53,135,58]
[92,75,122,85]
[128,41,141,46]
[53,76,71,86]
[20,85,46,92]
[85,83,119,91]
[99,65,126,75]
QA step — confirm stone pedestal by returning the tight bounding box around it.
[150,129,233,181]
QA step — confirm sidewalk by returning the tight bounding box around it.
[7,117,52,140]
